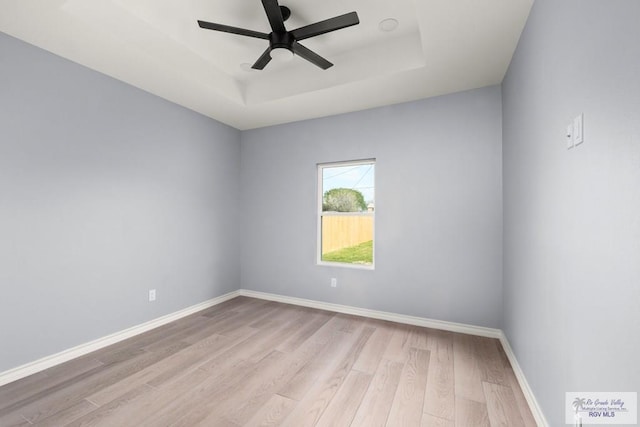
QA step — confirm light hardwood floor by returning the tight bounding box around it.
[0,297,537,426]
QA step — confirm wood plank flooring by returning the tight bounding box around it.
[0,297,537,426]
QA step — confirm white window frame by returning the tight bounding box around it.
[317,159,375,270]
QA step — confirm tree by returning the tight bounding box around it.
[323,188,367,212]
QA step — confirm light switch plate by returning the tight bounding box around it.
[574,113,584,146]
[567,124,574,149]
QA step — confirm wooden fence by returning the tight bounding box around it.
[321,215,373,254]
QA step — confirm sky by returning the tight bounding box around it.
[322,163,375,204]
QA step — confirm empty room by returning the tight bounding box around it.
[1,0,638,426]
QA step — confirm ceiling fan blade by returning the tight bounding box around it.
[291,11,359,41]
[261,0,286,33]
[252,47,273,70]
[198,20,269,39]
[292,42,333,70]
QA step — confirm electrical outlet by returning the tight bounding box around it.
[149,289,156,302]
[330,278,337,288]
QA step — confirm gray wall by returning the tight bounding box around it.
[502,0,640,424]
[240,86,504,328]
[0,33,241,372]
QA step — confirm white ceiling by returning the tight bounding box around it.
[0,0,533,130]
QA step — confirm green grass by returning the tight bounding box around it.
[322,240,373,265]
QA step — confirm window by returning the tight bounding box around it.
[317,160,375,268]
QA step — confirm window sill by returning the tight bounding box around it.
[317,261,375,271]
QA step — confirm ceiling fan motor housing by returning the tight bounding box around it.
[270,31,294,51]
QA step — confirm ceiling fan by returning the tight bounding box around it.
[197,0,360,70]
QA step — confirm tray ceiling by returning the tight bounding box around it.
[0,0,533,129]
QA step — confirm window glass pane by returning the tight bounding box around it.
[319,161,375,267]
[321,215,373,265]
[322,164,374,212]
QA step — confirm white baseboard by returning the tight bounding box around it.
[239,289,502,338]
[499,332,549,427]
[0,290,240,388]
[0,288,547,426]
